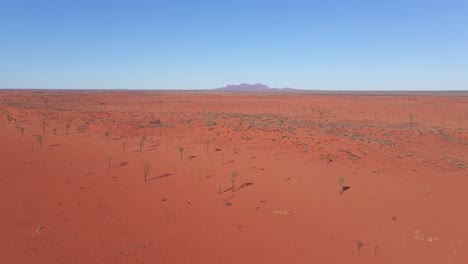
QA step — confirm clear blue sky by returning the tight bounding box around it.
[1,0,467,90]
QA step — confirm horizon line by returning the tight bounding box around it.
[1,88,467,93]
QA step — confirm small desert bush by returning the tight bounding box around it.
[204,139,210,154]
[178,147,184,160]
[338,177,345,194]
[216,180,223,194]
[231,171,237,192]
[338,177,344,186]
[41,122,47,135]
[355,240,363,256]
[143,162,150,181]
[36,135,43,148]
[139,136,146,152]
[122,142,127,154]
[107,155,112,168]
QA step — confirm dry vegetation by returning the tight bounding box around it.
[0,90,467,264]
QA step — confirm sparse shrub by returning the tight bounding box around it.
[122,142,127,154]
[36,135,43,148]
[338,177,344,186]
[19,127,24,137]
[139,136,146,152]
[143,162,150,181]
[65,123,70,134]
[41,122,47,135]
[338,177,345,194]
[204,139,210,155]
[231,171,237,192]
[105,131,110,141]
[355,240,363,256]
[107,155,112,168]
[216,180,223,194]
[178,147,184,160]
[53,127,57,135]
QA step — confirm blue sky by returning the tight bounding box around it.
[1,0,467,90]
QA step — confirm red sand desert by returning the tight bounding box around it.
[0,90,467,264]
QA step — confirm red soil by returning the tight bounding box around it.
[0,90,467,264]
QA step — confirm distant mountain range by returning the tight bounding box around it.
[214,83,298,92]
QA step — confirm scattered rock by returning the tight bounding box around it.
[35,226,45,233]
[413,230,439,242]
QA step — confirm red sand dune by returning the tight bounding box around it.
[0,90,467,264]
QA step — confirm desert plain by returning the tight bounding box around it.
[0,90,467,264]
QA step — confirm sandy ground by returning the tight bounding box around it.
[0,90,467,264]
